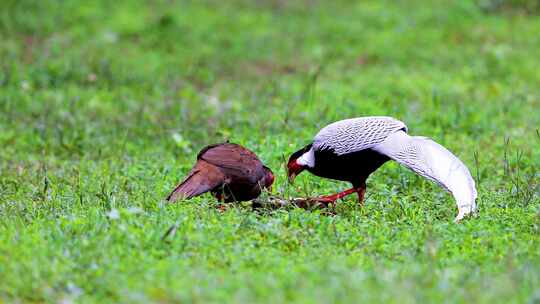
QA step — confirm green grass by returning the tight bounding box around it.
[1,0,539,302]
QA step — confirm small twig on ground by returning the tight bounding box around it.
[251,194,335,214]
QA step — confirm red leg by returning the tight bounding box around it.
[353,180,367,207]
[311,180,367,206]
[312,188,356,204]
[213,191,224,202]
[356,186,366,206]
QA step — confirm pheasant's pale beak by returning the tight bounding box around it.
[288,172,296,184]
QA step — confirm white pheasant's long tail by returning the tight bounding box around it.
[373,131,478,222]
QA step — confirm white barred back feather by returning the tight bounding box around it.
[313,116,407,155]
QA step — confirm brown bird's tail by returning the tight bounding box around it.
[166,170,205,202]
[166,164,224,202]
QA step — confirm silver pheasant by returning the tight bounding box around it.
[287,116,477,222]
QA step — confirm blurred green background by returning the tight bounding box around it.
[1,0,539,303]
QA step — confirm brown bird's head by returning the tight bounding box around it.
[262,166,275,190]
[287,144,312,183]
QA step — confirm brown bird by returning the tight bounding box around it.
[167,143,274,203]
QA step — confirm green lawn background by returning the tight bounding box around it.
[1,0,539,302]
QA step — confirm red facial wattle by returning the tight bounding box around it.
[287,160,305,183]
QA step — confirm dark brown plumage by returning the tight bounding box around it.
[167,143,274,203]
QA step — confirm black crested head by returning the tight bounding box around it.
[287,143,313,165]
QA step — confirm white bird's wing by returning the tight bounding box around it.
[313,116,407,155]
[372,131,477,222]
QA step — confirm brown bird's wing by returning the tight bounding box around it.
[166,160,226,202]
[197,143,265,184]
